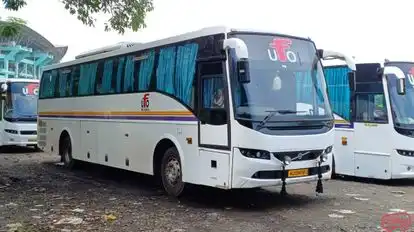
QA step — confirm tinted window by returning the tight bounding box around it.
[355,93,388,123]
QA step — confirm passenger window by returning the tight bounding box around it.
[78,62,98,96]
[115,57,125,93]
[199,62,227,125]
[202,77,225,109]
[355,93,388,123]
[71,66,80,97]
[95,61,104,95]
[58,69,72,97]
[138,50,155,92]
[123,55,135,93]
[40,71,53,98]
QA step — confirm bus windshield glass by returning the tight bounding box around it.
[4,82,39,121]
[386,62,414,128]
[229,33,332,125]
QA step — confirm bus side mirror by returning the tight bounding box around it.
[348,72,356,92]
[397,78,406,95]
[0,83,7,93]
[381,66,406,95]
[237,59,250,83]
[222,38,250,83]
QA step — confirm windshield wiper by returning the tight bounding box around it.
[256,110,306,130]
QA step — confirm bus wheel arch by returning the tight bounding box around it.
[153,137,186,197]
[59,130,75,169]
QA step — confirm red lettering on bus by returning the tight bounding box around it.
[270,38,292,62]
[141,93,150,111]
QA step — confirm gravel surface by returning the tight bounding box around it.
[1,147,413,232]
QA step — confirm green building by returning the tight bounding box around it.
[0,22,68,80]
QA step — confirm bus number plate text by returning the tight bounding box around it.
[287,168,309,177]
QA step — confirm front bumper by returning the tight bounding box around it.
[232,148,332,188]
[2,133,37,146]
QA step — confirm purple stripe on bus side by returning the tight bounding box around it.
[39,115,198,121]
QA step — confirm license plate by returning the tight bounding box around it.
[28,138,36,142]
[287,168,309,177]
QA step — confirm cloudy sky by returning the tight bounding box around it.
[0,0,411,64]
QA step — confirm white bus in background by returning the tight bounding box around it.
[324,61,414,179]
[0,78,39,149]
[37,26,356,197]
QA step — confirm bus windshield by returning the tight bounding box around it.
[385,62,414,128]
[229,33,332,125]
[4,82,39,122]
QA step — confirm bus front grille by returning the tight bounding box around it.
[273,149,324,162]
[20,130,37,135]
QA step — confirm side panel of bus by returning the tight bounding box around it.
[38,33,232,188]
[324,64,393,179]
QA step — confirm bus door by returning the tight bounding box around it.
[196,60,231,187]
[352,64,392,179]
[197,60,230,149]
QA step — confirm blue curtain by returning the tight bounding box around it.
[49,70,58,97]
[295,71,324,105]
[78,62,97,95]
[102,59,113,93]
[156,46,176,95]
[116,57,125,93]
[67,71,73,96]
[324,66,351,120]
[203,77,224,107]
[41,71,55,98]
[78,64,88,95]
[124,55,135,92]
[174,43,199,105]
[58,70,68,97]
[88,63,98,95]
[138,50,155,91]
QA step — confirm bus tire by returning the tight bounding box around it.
[331,155,336,179]
[34,145,43,152]
[160,147,185,197]
[61,136,75,169]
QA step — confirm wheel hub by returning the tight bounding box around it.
[165,158,180,185]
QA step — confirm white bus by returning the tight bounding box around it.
[37,26,356,197]
[0,78,39,148]
[324,61,413,179]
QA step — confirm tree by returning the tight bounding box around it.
[2,0,154,34]
[0,16,27,38]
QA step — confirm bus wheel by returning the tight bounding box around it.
[160,147,185,197]
[61,136,75,169]
[34,145,43,152]
[331,156,336,179]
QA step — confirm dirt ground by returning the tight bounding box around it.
[1,147,414,232]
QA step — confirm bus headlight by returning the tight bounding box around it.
[320,153,328,162]
[396,149,414,157]
[239,148,271,160]
[5,129,18,134]
[324,145,333,154]
[283,156,292,165]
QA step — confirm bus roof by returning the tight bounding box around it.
[42,26,312,71]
